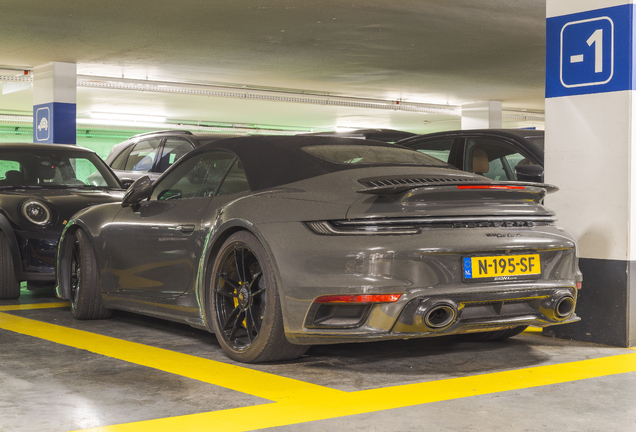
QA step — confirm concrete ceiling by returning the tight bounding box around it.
[0,0,547,134]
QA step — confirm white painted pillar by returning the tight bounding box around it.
[460,100,502,129]
[32,62,76,144]
[545,0,635,346]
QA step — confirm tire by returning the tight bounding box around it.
[68,229,113,320]
[210,231,309,363]
[460,325,528,342]
[0,231,20,299]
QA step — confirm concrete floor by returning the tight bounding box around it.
[1,286,635,432]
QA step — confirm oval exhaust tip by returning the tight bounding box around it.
[555,296,575,318]
[424,304,457,329]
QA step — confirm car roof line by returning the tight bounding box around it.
[129,130,194,139]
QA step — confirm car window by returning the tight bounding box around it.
[0,152,120,188]
[110,144,133,170]
[124,139,161,172]
[0,161,21,179]
[404,138,454,163]
[152,151,236,200]
[303,145,447,166]
[217,159,250,196]
[465,138,535,181]
[156,138,194,173]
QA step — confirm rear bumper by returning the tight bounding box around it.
[286,286,578,344]
[254,221,581,344]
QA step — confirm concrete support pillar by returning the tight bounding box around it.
[32,62,76,144]
[460,101,502,130]
[545,0,635,346]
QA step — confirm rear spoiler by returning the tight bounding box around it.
[355,180,559,195]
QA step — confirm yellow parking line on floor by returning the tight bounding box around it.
[67,352,636,432]
[0,312,340,402]
[0,302,69,311]
[1,307,635,432]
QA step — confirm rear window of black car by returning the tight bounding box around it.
[302,145,447,167]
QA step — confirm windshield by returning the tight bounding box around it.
[0,149,121,188]
[302,145,448,167]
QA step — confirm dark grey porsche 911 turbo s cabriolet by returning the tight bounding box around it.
[55,136,581,363]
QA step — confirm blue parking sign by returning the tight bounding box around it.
[32,102,76,144]
[546,4,632,98]
[35,106,50,142]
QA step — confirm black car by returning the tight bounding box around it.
[397,129,545,182]
[0,143,124,299]
[105,130,241,187]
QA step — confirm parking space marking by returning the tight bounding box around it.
[67,352,636,432]
[0,312,340,402]
[1,305,635,432]
[0,302,69,311]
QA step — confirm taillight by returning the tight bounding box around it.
[457,185,525,190]
[314,294,402,303]
[576,281,582,290]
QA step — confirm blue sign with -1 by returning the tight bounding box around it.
[546,4,633,98]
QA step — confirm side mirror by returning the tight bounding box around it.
[122,175,153,210]
[515,164,544,183]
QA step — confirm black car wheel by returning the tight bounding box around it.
[68,229,113,320]
[210,231,308,363]
[461,325,528,342]
[0,231,19,299]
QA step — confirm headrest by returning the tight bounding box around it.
[37,163,57,180]
[472,149,489,174]
[4,170,23,184]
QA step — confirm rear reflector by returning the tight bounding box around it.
[315,294,402,303]
[457,185,525,190]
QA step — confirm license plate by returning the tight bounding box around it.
[463,254,541,280]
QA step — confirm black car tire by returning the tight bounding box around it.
[461,325,528,342]
[210,231,308,363]
[68,229,113,320]
[0,231,20,299]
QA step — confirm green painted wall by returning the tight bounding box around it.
[0,130,128,160]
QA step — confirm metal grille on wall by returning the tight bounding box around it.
[0,74,544,124]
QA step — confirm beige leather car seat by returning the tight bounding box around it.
[472,149,489,175]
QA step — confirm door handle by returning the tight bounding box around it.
[175,224,195,233]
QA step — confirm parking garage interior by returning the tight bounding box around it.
[1,1,635,431]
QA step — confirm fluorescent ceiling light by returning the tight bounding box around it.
[78,118,165,128]
[90,112,166,123]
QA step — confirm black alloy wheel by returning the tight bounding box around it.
[210,231,308,363]
[69,234,82,309]
[214,241,266,350]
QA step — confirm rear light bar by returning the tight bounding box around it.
[315,294,402,304]
[457,185,525,190]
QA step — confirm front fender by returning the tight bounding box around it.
[195,213,286,333]
[55,219,83,300]
[55,204,122,300]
